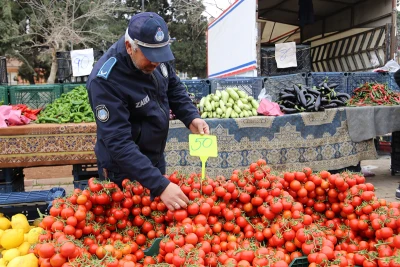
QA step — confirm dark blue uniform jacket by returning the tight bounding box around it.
[86,36,200,198]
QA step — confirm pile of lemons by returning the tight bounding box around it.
[0,213,41,267]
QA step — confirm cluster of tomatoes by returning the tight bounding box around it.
[31,159,400,267]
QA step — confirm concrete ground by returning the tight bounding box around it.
[362,153,399,203]
[23,153,400,203]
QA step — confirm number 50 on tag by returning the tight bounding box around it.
[189,134,218,180]
[189,135,218,157]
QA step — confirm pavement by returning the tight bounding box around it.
[23,153,399,202]
[362,153,399,203]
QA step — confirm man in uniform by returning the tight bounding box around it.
[86,12,209,211]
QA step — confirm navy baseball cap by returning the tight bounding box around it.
[127,12,174,63]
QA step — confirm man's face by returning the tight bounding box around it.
[126,41,160,74]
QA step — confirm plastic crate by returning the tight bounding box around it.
[347,72,389,95]
[261,45,311,76]
[307,72,349,94]
[0,175,25,193]
[62,83,86,94]
[392,132,400,153]
[73,180,89,190]
[210,77,264,99]
[0,187,65,220]
[392,152,400,175]
[57,51,104,83]
[0,168,23,183]
[263,73,308,102]
[0,85,8,104]
[72,163,99,182]
[289,256,308,267]
[389,72,400,92]
[0,168,24,193]
[0,57,8,84]
[8,85,63,109]
[181,80,210,103]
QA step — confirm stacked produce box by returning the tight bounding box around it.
[392,131,400,175]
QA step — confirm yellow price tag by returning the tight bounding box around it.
[189,134,218,180]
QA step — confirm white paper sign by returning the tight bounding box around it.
[370,53,380,67]
[70,48,94,77]
[275,42,297,69]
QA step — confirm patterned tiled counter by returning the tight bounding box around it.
[0,108,377,177]
[165,108,377,178]
[0,123,97,167]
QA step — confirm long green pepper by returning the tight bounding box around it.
[37,85,94,123]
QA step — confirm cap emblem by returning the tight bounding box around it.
[155,27,165,42]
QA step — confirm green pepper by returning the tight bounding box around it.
[42,117,61,123]
[72,100,84,105]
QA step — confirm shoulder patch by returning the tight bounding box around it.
[97,57,117,80]
[160,63,168,78]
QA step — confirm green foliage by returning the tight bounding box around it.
[1,0,208,82]
[0,0,23,55]
[169,0,207,78]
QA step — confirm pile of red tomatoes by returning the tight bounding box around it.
[31,159,400,267]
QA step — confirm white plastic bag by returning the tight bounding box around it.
[257,88,272,102]
[373,59,400,73]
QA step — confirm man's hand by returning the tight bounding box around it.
[189,118,210,135]
[160,183,189,211]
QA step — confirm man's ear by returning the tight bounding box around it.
[125,41,133,54]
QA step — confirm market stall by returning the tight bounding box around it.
[0,77,400,267]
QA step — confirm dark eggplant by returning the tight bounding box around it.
[284,87,295,93]
[280,93,296,100]
[293,84,302,95]
[328,83,339,89]
[323,103,338,109]
[283,100,296,107]
[314,95,321,111]
[336,92,351,99]
[328,90,337,98]
[298,90,308,107]
[284,89,295,94]
[306,88,321,96]
[329,99,345,106]
[306,105,315,112]
[305,94,315,107]
[281,107,299,114]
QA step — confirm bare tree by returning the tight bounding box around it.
[202,0,233,18]
[171,0,233,24]
[18,0,132,83]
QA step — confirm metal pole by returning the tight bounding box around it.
[390,0,397,61]
[142,0,144,12]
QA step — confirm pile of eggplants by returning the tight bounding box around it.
[278,82,351,114]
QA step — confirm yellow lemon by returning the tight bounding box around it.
[18,242,30,256]
[0,229,24,249]
[7,253,38,267]
[27,227,43,244]
[11,214,30,233]
[0,217,11,231]
[3,248,20,262]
